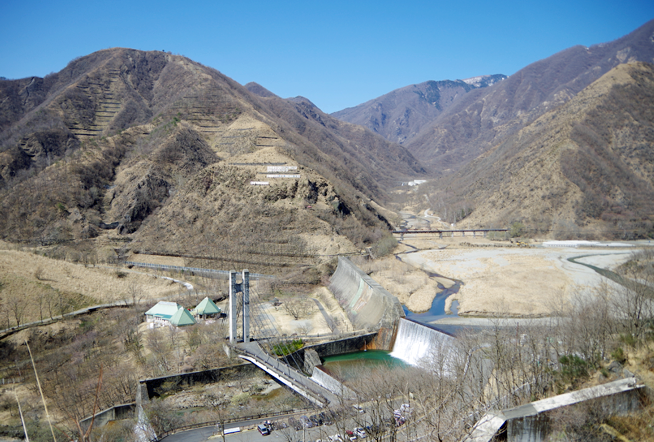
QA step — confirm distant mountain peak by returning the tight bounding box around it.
[461,74,507,88]
[332,74,506,145]
[244,82,278,98]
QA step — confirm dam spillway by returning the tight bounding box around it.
[390,318,456,367]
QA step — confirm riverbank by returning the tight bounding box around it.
[397,238,635,317]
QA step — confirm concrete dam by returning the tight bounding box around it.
[390,318,456,367]
[328,256,405,349]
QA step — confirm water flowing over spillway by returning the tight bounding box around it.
[390,318,456,367]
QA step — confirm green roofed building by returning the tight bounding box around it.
[169,306,196,327]
[192,297,221,319]
[145,301,196,327]
[145,301,183,323]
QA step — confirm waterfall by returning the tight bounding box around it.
[390,318,456,368]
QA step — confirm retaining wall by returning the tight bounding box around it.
[468,378,651,442]
[79,403,135,431]
[328,257,404,348]
[507,382,646,441]
[281,333,379,370]
[311,366,356,399]
[139,363,260,402]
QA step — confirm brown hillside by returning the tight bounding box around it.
[0,48,424,274]
[406,19,654,171]
[445,62,654,239]
[332,75,506,146]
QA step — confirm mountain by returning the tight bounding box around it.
[404,19,654,171]
[334,20,654,174]
[0,48,424,275]
[332,75,506,146]
[244,82,278,98]
[441,61,654,239]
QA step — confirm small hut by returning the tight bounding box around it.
[169,307,197,327]
[191,297,222,319]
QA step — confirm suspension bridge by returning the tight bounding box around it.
[226,270,338,407]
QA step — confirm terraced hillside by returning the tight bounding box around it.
[0,48,424,275]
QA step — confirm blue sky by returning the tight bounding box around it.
[1,0,652,113]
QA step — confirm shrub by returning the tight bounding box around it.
[231,392,250,406]
[619,333,637,348]
[509,221,526,238]
[273,339,304,356]
[372,234,397,258]
[558,354,589,384]
[611,347,627,364]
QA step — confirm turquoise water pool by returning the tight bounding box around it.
[321,350,406,380]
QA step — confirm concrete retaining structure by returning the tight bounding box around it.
[467,377,648,442]
[311,366,356,400]
[79,403,135,431]
[328,257,405,348]
[139,363,260,402]
[281,333,379,371]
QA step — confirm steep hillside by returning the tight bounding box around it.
[444,62,654,239]
[0,49,424,274]
[332,75,506,146]
[405,19,654,171]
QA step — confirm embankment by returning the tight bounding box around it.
[328,257,405,348]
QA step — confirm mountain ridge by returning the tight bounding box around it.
[0,48,424,274]
[332,74,506,147]
[333,19,654,174]
[437,61,654,238]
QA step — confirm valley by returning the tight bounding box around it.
[1,18,654,442]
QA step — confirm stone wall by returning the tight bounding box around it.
[328,257,404,348]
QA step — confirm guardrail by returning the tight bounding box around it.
[157,407,313,439]
[237,346,329,407]
[124,262,274,279]
[1,378,23,385]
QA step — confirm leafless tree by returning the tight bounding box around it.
[6,289,27,327]
[283,297,315,320]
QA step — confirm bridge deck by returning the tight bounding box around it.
[237,342,337,407]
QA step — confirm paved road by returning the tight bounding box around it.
[162,414,305,442]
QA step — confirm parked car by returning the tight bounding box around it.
[272,421,288,430]
[320,411,334,425]
[257,424,270,435]
[352,404,365,413]
[289,417,302,431]
[355,428,367,438]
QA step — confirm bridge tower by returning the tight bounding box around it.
[229,269,250,344]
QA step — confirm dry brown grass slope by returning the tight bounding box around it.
[450,62,654,239]
[0,48,423,276]
[404,19,654,171]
